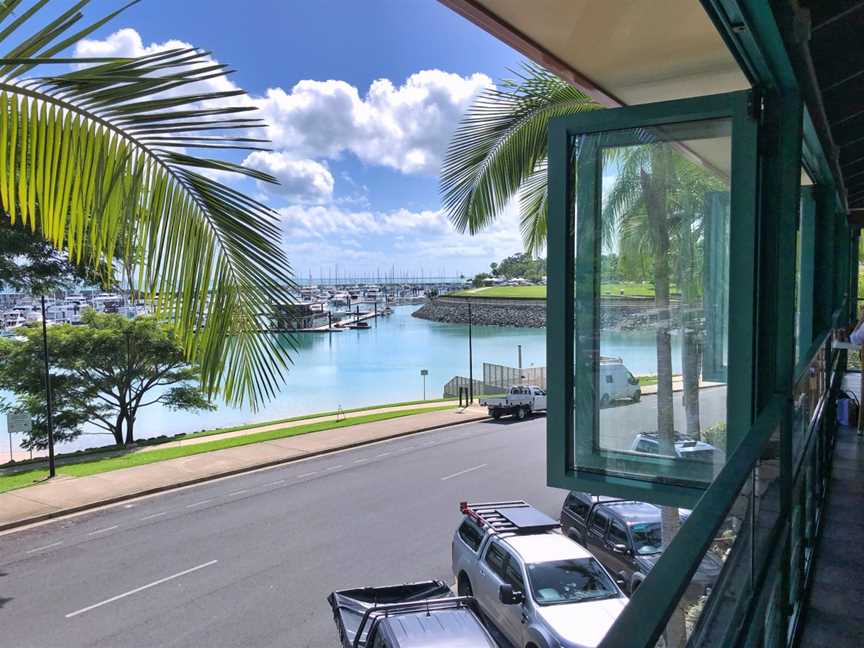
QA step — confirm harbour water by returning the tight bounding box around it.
[3,305,681,455]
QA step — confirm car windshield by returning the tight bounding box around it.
[631,522,663,555]
[527,558,619,606]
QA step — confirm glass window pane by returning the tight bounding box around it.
[571,119,732,485]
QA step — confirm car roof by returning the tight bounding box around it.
[383,609,496,647]
[569,491,620,504]
[502,532,593,563]
[599,501,661,524]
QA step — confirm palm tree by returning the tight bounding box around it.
[0,0,296,409]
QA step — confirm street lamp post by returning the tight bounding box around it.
[518,344,523,384]
[467,299,474,404]
[420,369,428,400]
[39,294,56,478]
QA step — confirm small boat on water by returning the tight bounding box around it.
[346,321,370,329]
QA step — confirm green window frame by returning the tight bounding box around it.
[546,90,759,507]
[795,186,816,368]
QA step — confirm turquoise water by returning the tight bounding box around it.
[3,305,681,454]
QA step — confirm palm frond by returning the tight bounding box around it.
[440,62,599,245]
[0,1,296,409]
[518,161,548,255]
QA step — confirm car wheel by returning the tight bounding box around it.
[632,391,641,403]
[516,406,527,420]
[600,393,610,408]
[457,573,473,597]
[492,409,502,420]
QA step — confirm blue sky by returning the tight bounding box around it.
[75,0,528,279]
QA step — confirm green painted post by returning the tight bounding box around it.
[546,119,574,486]
[797,187,816,366]
[813,186,835,337]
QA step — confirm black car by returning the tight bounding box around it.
[560,491,722,597]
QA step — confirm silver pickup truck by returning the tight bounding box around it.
[480,385,547,420]
[452,501,628,648]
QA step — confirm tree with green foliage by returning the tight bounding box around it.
[490,252,546,281]
[0,310,214,449]
[472,272,491,287]
[0,212,93,294]
[0,0,296,410]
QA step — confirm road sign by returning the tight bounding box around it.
[6,412,32,434]
[420,369,429,376]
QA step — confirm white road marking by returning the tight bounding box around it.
[297,471,317,478]
[324,465,343,471]
[228,489,249,496]
[375,452,391,458]
[140,511,167,521]
[87,525,119,536]
[26,541,63,554]
[440,464,488,481]
[185,499,212,508]
[353,458,367,464]
[65,560,218,618]
[267,479,286,486]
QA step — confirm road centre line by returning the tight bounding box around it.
[297,471,317,478]
[440,464,488,481]
[376,452,391,457]
[228,489,249,496]
[185,499,212,508]
[87,525,119,536]
[267,479,286,485]
[140,511,167,521]
[26,541,63,554]
[65,560,219,619]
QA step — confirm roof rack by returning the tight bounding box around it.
[459,500,559,535]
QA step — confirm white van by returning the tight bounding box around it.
[599,361,641,406]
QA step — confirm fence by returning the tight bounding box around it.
[443,362,547,398]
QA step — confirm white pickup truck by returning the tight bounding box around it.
[480,385,547,420]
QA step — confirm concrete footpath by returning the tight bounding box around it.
[0,405,489,532]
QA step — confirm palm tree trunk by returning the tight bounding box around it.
[679,216,702,441]
[646,149,686,646]
[682,324,702,439]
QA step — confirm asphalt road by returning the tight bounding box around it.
[0,388,726,648]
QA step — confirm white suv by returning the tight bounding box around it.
[452,501,628,648]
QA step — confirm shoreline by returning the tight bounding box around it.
[413,295,673,329]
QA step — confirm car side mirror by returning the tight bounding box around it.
[611,543,629,554]
[499,584,525,605]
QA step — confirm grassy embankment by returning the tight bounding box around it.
[452,283,667,299]
[0,405,453,494]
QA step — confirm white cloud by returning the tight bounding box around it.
[278,201,524,274]
[243,151,333,203]
[75,29,521,275]
[77,29,491,177]
[278,204,451,239]
[255,70,491,175]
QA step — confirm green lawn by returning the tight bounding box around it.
[452,282,671,300]
[0,405,453,494]
[176,396,456,440]
[636,374,683,386]
[452,285,547,299]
